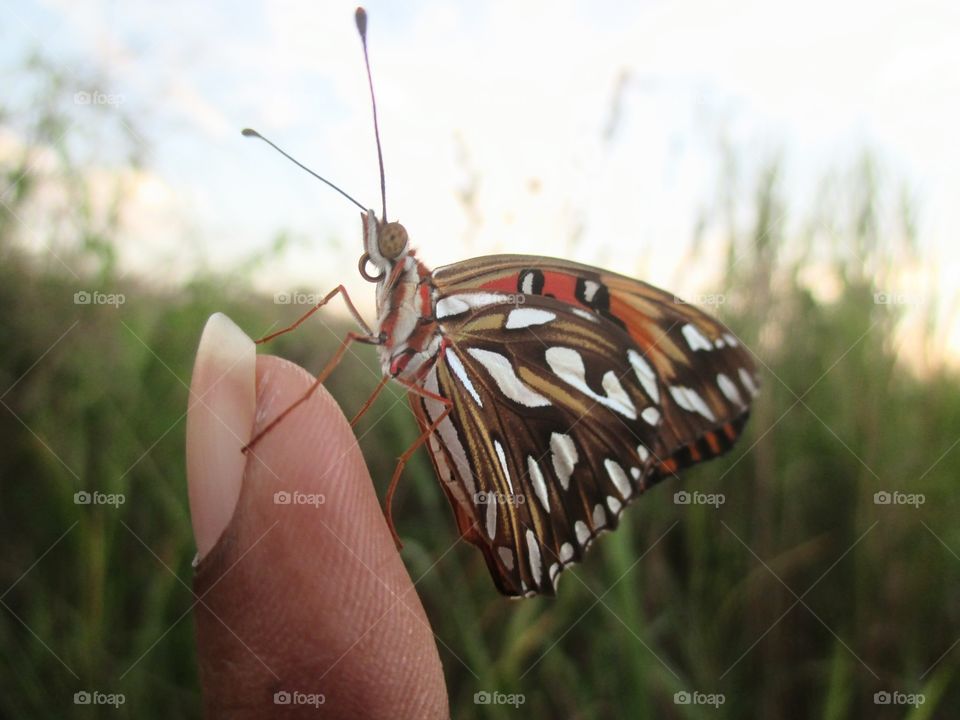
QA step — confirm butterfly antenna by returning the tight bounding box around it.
[241,128,366,213]
[355,7,387,222]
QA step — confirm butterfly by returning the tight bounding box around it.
[243,7,758,598]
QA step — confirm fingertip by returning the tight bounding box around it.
[193,354,448,718]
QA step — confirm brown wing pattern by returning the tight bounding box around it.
[408,255,758,597]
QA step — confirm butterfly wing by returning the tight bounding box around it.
[408,255,758,597]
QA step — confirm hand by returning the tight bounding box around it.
[186,313,448,718]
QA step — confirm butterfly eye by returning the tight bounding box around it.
[378,222,408,260]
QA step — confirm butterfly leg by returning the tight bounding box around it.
[242,330,380,453]
[349,374,390,428]
[381,375,452,549]
[255,284,374,345]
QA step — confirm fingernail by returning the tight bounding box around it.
[186,312,256,560]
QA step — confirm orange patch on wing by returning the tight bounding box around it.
[704,432,721,454]
[658,458,678,474]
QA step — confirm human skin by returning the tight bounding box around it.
[186,313,449,719]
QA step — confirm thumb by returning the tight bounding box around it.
[186,312,448,719]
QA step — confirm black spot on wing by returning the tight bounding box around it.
[575,276,611,312]
[517,268,545,295]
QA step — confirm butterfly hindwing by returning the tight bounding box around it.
[406,257,757,597]
[410,296,662,596]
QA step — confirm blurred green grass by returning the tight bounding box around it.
[2,63,960,720]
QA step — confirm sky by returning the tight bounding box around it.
[3,0,959,358]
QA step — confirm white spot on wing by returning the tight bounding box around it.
[572,307,599,322]
[424,369,475,497]
[527,456,550,512]
[485,494,497,540]
[498,546,515,571]
[560,542,574,562]
[607,495,623,515]
[717,372,744,406]
[549,562,560,588]
[682,323,714,352]
[593,503,606,528]
[689,389,716,421]
[671,385,693,412]
[669,385,716,422]
[434,295,469,318]
[445,347,481,407]
[466,348,551,408]
[628,349,659,403]
[601,371,633,414]
[550,432,578,490]
[435,292,511,319]
[637,444,649,462]
[546,347,637,419]
[723,333,739,347]
[583,280,600,302]
[526,530,542,587]
[575,520,590,546]
[494,439,513,495]
[642,407,661,425]
[739,367,759,397]
[603,458,632,497]
[505,308,556,329]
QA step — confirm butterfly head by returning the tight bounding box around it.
[359,209,409,283]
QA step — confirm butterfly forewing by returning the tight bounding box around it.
[434,255,759,474]
[407,255,758,597]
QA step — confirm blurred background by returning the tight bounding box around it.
[1,0,958,717]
